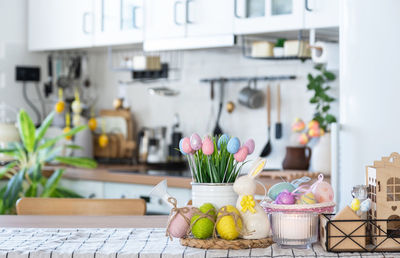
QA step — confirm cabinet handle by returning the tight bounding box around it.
[305,0,313,12]
[132,6,141,29]
[234,0,245,19]
[185,0,194,24]
[82,12,91,34]
[173,1,184,26]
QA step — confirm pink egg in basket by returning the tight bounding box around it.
[311,174,334,203]
[168,206,195,238]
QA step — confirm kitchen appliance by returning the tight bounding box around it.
[0,103,19,163]
[138,126,168,164]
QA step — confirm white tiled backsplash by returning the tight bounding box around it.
[89,47,339,169]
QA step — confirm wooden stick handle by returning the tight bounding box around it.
[277,84,281,123]
[267,85,271,127]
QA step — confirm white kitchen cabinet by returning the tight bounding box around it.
[304,0,339,28]
[233,0,305,35]
[144,0,186,41]
[58,179,104,198]
[143,0,234,51]
[28,0,94,51]
[94,0,143,46]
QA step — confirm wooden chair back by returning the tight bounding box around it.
[16,198,146,215]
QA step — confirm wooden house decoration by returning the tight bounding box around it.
[320,206,366,251]
[366,152,400,250]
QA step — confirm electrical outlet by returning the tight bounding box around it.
[15,66,40,82]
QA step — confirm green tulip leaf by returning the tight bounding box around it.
[18,110,36,153]
[55,156,97,169]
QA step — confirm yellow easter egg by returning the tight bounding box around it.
[300,192,317,204]
[63,127,72,140]
[299,133,309,145]
[88,118,97,131]
[99,134,109,148]
[55,101,65,113]
[308,120,320,130]
[216,205,242,240]
[350,198,360,211]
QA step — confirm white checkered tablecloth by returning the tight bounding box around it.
[0,228,395,258]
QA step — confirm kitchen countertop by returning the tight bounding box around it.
[43,164,324,195]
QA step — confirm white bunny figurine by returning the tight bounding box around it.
[233,158,270,239]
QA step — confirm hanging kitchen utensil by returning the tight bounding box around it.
[260,85,272,157]
[213,80,224,136]
[210,80,214,100]
[226,101,235,113]
[275,83,282,139]
[44,55,53,98]
[82,55,91,88]
[238,79,264,109]
[57,56,71,89]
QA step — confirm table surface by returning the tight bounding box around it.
[0,216,395,258]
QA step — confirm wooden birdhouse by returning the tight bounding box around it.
[366,152,400,250]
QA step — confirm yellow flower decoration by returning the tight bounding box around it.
[240,195,256,214]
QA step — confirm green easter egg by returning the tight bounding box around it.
[268,182,296,200]
[199,203,216,218]
[191,214,214,239]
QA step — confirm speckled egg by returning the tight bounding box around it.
[202,137,214,155]
[217,134,229,149]
[227,137,240,154]
[275,190,296,205]
[181,137,193,154]
[234,146,248,162]
[243,139,255,154]
[190,133,202,151]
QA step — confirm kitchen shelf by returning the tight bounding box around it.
[200,75,296,83]
[244,55,311,61]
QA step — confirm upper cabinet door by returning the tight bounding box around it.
[28,0,94,51]
[144,0,186,40]
[94,0,143,46]
[304,0,339,28]
[234,0,304,35]
[186,0,233,37]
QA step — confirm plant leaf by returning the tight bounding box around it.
[322,106,330,112]
[55,156,97,169]
[307,74,314,81]
[35,112,55,146]
[18,110,36,153]
[53,186,83,198]
[325,114,337,123]
[3,168,25,209]
[314,64,324,71]
[38,125,87,150]
[41,169,64,197]
[25,183,38,197]
[323,71,336,81]
[66,144,83,150]
[0,161,17,178]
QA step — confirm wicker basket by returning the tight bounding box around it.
[180,237,274,250]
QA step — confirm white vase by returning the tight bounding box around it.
[311,132,331,175]
[191,183,237,210]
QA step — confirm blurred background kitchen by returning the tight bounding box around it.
[1,0,399,213]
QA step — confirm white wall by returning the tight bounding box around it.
[339,0,400,208]
[89,48,339,169]
[0,0,46,124]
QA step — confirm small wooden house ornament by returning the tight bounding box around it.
[320,206,366,251]
[366,152,400,250]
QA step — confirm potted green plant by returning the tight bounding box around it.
[0,110,97,214]
[306,64,337,174]
[273,38,286,57]
[179,134,254,209]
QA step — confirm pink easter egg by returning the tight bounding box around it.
[202,137,214,155]
[312,181,334,203]
[181,137,193,154]
[234,146,248,162]
[168,206,194,238]
[243,139,255,154]
[190,133,202,151]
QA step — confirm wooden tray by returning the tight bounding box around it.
[180,237,274,250]
[259,170,321,181]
